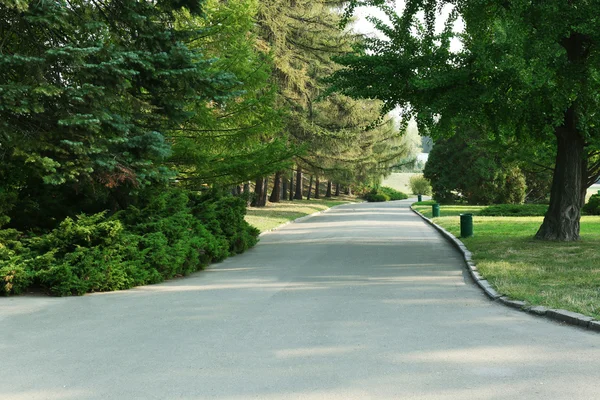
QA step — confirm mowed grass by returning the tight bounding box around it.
[413,203,600,319]
[245,197,353,232]
[381,172,417,194]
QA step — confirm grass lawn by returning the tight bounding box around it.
[381,172,417,194]
[245,197,354,232]
[413,203,600,319]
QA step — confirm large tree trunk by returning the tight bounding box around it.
[289,169,294,201]
[325,180,332,198]
[269,171,281,203]
[535,107,585,241]
[260,177,268,206]
[282,176,288,201]
[307,175,313,200]
[251,177,263,207]
[314,177,320,199]
[294,167,303,200]
[335,183,340,196]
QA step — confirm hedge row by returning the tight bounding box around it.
[0,190,259,296]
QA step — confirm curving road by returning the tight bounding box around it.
[2,200,599,399]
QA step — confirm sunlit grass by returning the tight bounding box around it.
[413,203,600,319]
[381,172,417,194]
[245,197,354,232]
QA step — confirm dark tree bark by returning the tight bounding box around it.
[535,107,585,241]
[314,177,320,199]
[282,177,288,200]
[335,183,340,196]
[535,33,590,241]
[289,169,294,201]
[243,182,250,194]
[260,177,268,206]
[307,175,313,200]
[294,167,303,200]
[325,180,332,197]
[251,177,263,207]
[269,171,282,203]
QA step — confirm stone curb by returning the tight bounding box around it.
[259,202,360,237]
[410,205,599,333]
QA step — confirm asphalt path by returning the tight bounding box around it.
[2,200,600,399]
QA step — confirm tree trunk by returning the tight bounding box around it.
[314,177,320,199]
[260,177,268,206]
[535,106,585,241]
[294,167,303,200]
[345,186,352,196]
[269,171,281,203]
[243,182,250,194]
[282,177,288,201]
[326,180,332,197]
[251,177,263,207]
[289,169,294,201]
[307,175,313,200]
[335,183,340,196]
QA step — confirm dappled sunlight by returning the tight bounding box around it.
[395,345,566,364]
[275,346,359,358]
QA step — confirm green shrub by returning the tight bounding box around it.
[364,193,390,202]
[409,175,432,195]
[479,204,548,217]
[0,188,260,296]
[379,186,409,200]
[583,194,600,215]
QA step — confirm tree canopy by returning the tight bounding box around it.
[330,0,600,240]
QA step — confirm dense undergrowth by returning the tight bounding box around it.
[363,186,409,202]
[0,189,259,296]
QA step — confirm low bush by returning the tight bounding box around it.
[479,204,548,217]
[379,186,409,200]
[364,193,390,202]
[409,175,432,195]
[583,194,600,215]
[0,188,259,296]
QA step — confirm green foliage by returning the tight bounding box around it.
[379,187,409,200]
[583,195,600,216]
[0,189,259,296]
[364,193,390,202]
[423,134,526,205]
[408,175,432,196]
[479,204,548,217]
[0,0,238,228]
[333,0,600,240]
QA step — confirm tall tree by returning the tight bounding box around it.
[333,1,600,240]
[0,0,230,228]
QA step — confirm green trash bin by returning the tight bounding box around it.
[460,213,473,238]
[417,194,422,202]
[432,203,440,217]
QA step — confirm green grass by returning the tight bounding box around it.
[413,203,484,218]
[413,203,600,319]
[245,198,353,232]
[381,172,417,194]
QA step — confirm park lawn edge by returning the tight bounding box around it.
[410,203,600,333]
[245,198,359,234]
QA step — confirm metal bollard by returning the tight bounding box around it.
[460,213,473,238]
[432,203,440,217]
[417,194,422,202]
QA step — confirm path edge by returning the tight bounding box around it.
[410,205,600,334]
[258,202,360,237]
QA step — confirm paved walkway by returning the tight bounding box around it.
[2,200,600,399]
